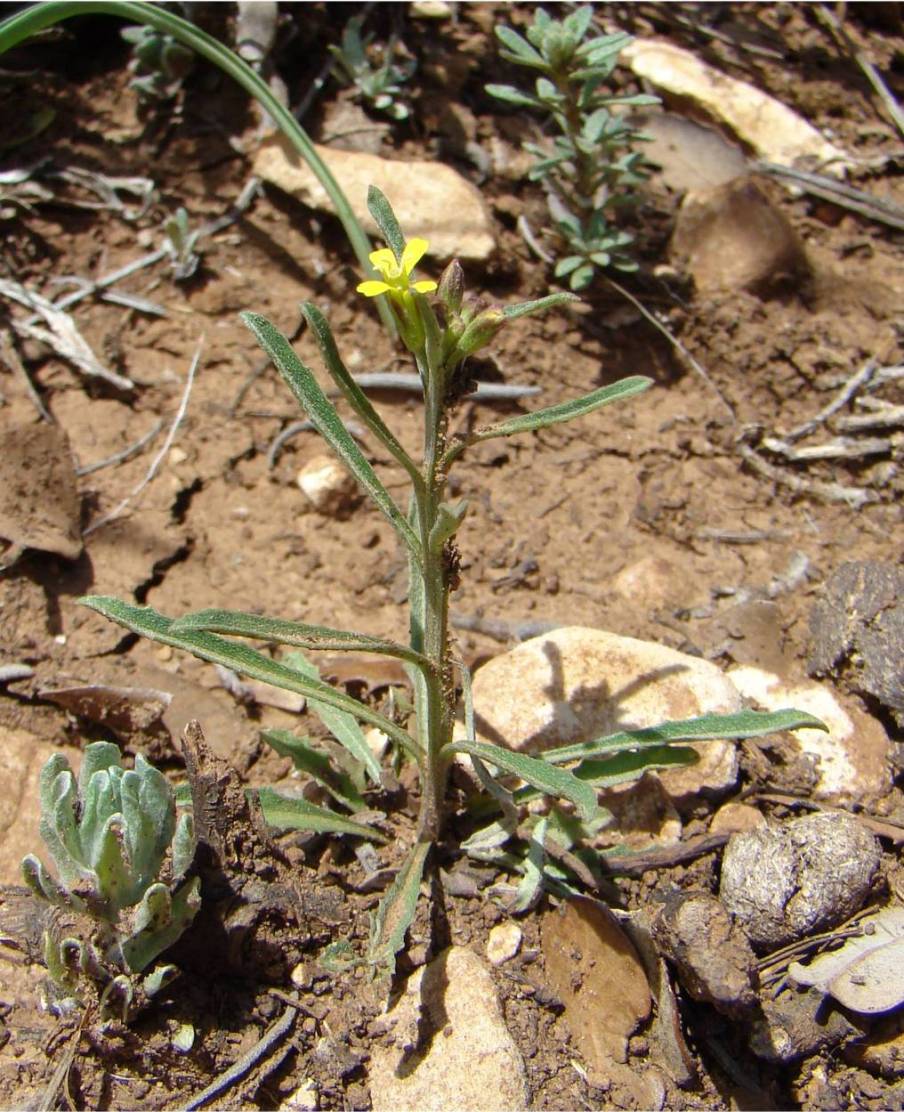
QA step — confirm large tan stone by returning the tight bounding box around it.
[468,627,741,804]
[369,946,528,1112]
[253,138,495,260]
[621,40,851,173]
[729,665,891,804]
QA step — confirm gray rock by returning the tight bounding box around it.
[720,812,882,951]
[809,561,904,729]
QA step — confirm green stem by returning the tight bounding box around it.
[0,0,396,334]
[413,348,452,842]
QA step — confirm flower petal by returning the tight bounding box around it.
[357,280,391,297]
[368,247,398,274]
[412,280,438,293]
[401,237,429,276]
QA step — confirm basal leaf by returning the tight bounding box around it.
[368,841,430,976]
[446,740,598,821]
[256,788,387,842]
[282,654,383,784]
[543,708,829,765]
[242,312,421,561]
[261,730,366,811]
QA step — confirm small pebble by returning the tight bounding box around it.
[486,922,522,966]
[297,455,358,516]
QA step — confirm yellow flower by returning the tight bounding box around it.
[357,237,438,300]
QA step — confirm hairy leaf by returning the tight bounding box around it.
[368,841,430,976]
[242,312,421,560]
[170,608,430,673]
[79,596,418,759]
[446,740,598,820]
[543,708,829,765]
[256,788,387,841]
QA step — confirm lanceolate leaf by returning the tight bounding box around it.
[283,654,383,784]
[256,788,387,842]
[367,186,406,261]
[261,730,367,811]
[368,841,430,976]
[301,302,422,486]
[543,708,829,765]
[501,292,580,321]
[514,746,698,803]
[79,597,419,760]
[242,312,421,561]
[465,376,652,448]
[170,608,431,674]
[446,740,598,821]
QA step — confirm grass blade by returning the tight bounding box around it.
[243,312,421,561]
[368,841,430,976]
[170,608,431,675]
[445,740,598,821]
[79,596,420,761]
[543,708,829,765]
[256,788,387,841]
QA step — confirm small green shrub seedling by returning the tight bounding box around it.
[120,21,194,102]
[329,13,415,122]
[487,6,658,288]
[77,189,825,975]
[22,742,199,1020]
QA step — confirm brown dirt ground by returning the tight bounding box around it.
[0,3,902,1109]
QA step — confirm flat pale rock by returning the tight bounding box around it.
[369,946,527,1112]
[671,177,809,296]
[729,665,891,804]
[0,728,63,884]
[468,627,741,803]
[253,138,495,260]
[0,421,82,560]
[621,40,851,173]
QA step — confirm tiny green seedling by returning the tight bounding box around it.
[121,22,194,101]
[487,6,658,288]
[22,742,199,1020]
[328,13,415,122]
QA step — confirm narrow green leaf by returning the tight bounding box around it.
[515,746,698,803]
[446,740,598,821]
[495,24,547,67]
[485,83,542,109]
[366,186,405,261]
[513,817,547,912]
[282,654,383,784]
[170,608,431,674]
[467,376,652,446]
[501,292,580,321]
[368,841,430,976]
[459,660,518,827]
[242,312,421,561]
[79,596,420,760]
[256,788,387,842]
[543,708,830,765]
[261,730,367,811]
[301,303,422,486]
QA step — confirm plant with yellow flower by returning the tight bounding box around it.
[80,189,823,973]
